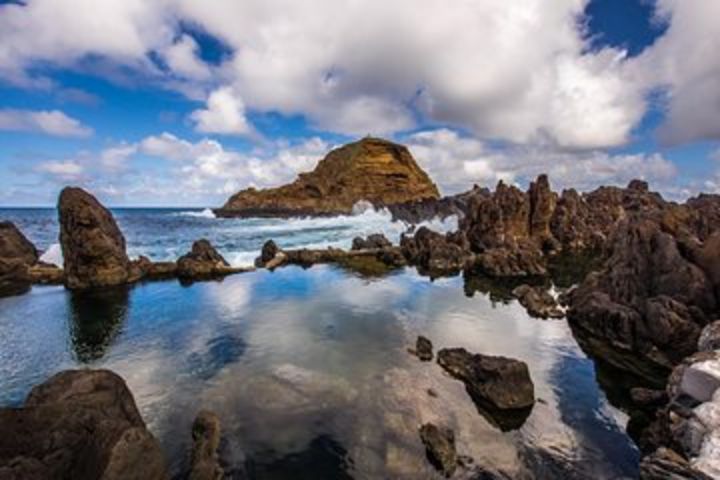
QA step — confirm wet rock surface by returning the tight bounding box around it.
[0,369,169,480]
[437,348,534,430]
[216,137,440,217]
[419,423,457,477]
[58,187,132,290]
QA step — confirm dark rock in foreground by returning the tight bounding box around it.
[640,448,713,480]
[59,187,132,290]
[190,410,224,480]
[419,423,456,477]
[437,348,534,430]
[0,369,168,480]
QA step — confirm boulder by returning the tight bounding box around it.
[351,233,392,251]
[400,227,471,276]
[0,369,168,480]
[215,137,440,217]
[640,448,712,480]
[419,423,456,477]
[189,410,223,480]
[0,221,38,265]
[437,348,534,413]
[58,187,131,289]
[177,240,234,279]
[256,239,280,267]
[0,258,31,297]
[512,284,563,319]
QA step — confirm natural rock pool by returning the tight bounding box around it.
[0,264,641,479]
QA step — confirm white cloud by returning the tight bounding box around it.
[161,34,211,80]
[404,128,678,195]
[631,0,720,145]
[0,108,92,137]
[190,86,252,136]
[35,160,85,181]
[100,144,137,172]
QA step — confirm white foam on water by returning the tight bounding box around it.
[175,208,216,219]
[39,243,63,267]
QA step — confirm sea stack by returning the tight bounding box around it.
[58,187,131,290]
[214,137,440,217]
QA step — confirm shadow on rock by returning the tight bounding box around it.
[68,285,131,362]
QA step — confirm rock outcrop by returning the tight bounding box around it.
[437,348,534,430]
[419,423,457,477]
[351,233,392,251]
[177,240,239,280]
[400,227,471,277]
[0,258,32,297]
[59,187,132,289]
[0,369,168,480]
[0,221,38,266]
[215,137,440,217]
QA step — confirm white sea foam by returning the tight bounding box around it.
[39,243,63,267]
[175,208,216,219]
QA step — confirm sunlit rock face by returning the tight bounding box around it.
[215,137,440,218]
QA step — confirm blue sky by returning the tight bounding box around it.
[0,0,718,206]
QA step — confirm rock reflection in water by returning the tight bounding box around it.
[244,435,353,480]
[68,285,130,362]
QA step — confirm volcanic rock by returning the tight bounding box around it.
[437,347,534,412]
[216,137,440,217]
[58,187,131,290]
[189,410,224,480]
[351,233,392,251]
[698,321,720,352]
[411,335,433,361]
[177,240,235,279]
[419,423,456,477]
[512,284,563,319]
[0,221,38,265]
[0,369,168,480]
[27,263,64,285]
[0,258,31,297]
[400,227,471,276]
[640,448,713,480]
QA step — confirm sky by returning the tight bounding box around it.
[0,0,718,207]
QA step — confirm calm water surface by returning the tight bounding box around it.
[0,264,640,479]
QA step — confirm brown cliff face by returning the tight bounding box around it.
[215,137,440,217]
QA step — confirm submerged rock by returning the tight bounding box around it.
[58,187,131,289]
[419,423,456,477]
[512,284,563,319]
[437,348,534,430]
[0,369,168,480]
[190,410,224,480]
[216,137,440,217]
[410,335,433,361]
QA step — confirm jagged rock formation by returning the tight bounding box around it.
[0,221,38,265]
[0,369,169,480]
[59,187,132,289]
[189,410,224,480]
[215,137,440,217]
[176,239,240,280]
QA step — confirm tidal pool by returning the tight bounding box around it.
[0,265,639,479]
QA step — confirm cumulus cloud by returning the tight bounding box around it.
[632,0,720,145]
[161,34,211,80]
[0,108,92,137]
[190,86,252,136]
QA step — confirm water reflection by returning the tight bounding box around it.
[68,285,130,362]
[244,435,354,480]
[186,333,247,380]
